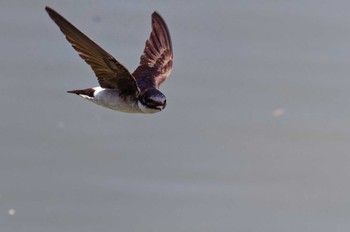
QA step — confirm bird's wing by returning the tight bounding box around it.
[132,12,173,88]
[45,7,139,97]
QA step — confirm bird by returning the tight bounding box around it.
[45,7,173,113]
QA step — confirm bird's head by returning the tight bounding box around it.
[138,89,167,113]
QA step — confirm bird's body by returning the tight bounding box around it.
[80,87,141,113]
[75,87,159,113]
[45,7,173,114]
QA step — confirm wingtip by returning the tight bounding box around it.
[45,6,57,18]
[152,11,165,21]
[152,11,160,17]
[150,11,172,51]
[45,6,52,13]
[151,11,168,26]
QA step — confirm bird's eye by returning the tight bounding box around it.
[142,95,152,105]
[144,96,150,103]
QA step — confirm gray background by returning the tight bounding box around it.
[1,0,350,231]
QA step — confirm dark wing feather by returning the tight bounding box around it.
[132,12,173,88]
[45,7,139,97]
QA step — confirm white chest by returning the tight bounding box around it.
[90,87,142,113]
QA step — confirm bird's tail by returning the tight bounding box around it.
[67,88,95,99]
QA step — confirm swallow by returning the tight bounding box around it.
[45,7,173,113]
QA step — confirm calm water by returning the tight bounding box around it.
[1,0,350,231]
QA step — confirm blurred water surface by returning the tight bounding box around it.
[1,1,350,231]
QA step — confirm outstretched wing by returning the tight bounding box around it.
[132,12,173,88]
[46,7,139,97]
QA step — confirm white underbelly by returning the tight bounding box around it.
[90,87,142,113]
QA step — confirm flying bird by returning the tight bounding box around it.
[45,7,173,113]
